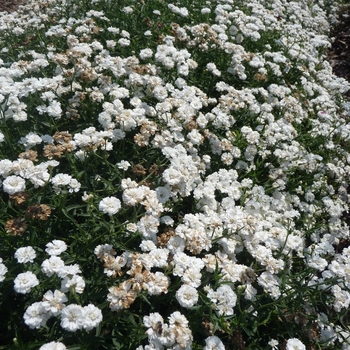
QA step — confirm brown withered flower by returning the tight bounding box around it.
[157,227,175,247]
[5,217,27,236]
[43,144,64,159]
[132,164,147,177]
[108,281,138,310]
[9,191,29,205]
[149,163,164,176]
[185,120,198,130]
[53,131,72,143]
[26,204,51,221]
[18,150,38,162]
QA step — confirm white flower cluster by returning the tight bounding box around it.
[0,0,350,347]
[39,342,66,350]
[13,240,103,332]
[24,297,102,332]
[94,244,169,310]
[140,311,193,349]
[0,158,58,193]
[206,284,237,316]
[14,271,39,294]
[0,258,8,282]
[50,173,81,194]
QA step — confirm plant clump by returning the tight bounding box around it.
[0,0,350,349]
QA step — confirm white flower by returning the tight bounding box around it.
[45,240,67,256]
[160,215,174,226]
[51,173,72,186]
[139,48,153,60]
[201,8,211,14]
[0,132,4,142]
[106,40,116,49]
[47,100,62,118]
[122,6,133,14]
[68,178,81,193]
[118,38,130,47]
[39,341,67,350]
[0,159,12,177]
[126,222,137,232]
[82,191,94,201]
[60,304,85,332]
[117,160,131,170]
[207,284,237,316]
[0,260,8,282]
[3,175,26,195]
[140,240,157,252]
[57,264,82,278]
[204,336,225,350]
[82,304,103,331]
[175,284,198,308]
[286,338,306,350]
[143,312,164,332]
[156,186,171,204]
[14,246,36,263]
[99,196,121,215]
[20,132,42,148]
[14,271,39,294]
[60,274,85,294]
[42,290,68,315]
[23,302,50,329]
[268,339,279,349]
[153,85,168,101]
[182,268,202,288]
[41,256,65,277]
[167,236,185,253]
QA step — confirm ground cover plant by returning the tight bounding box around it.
[0,0,350,348]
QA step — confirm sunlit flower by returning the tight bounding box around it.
[286,338,306,350]
[45,240,67,256]
[42,290,68,316]
[82,304,103,331]
[99,196,122,215]
[14,271,39,294]
[0,258,8,282]
[175,284,198,308]
[60,274,85,294]
[41,256,65,277]
[60,304,85,332]
[14,246,36,263]
[23,302,50,329]
[3,175,26,195]
[39,342,66,350]
[204,336,225,350]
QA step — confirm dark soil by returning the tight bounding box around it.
[327,5,350,98]
[0,0,26,13]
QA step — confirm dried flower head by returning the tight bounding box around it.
[43,144,65,159]
[9,191,29,205]
[126,260,152,292]
[18,150,38,162]
[149,163,164,176]
[157,227,175,247]
[53,131,72,143]
[5,217,27,236]
[132,164,147,177]
[107,281,138,311]
[26,204,51,221]
[185,120,198,130]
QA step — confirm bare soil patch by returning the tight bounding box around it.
[0,0,26,13]
[327,5,350,99]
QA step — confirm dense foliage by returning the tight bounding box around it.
[0,0,350,349]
